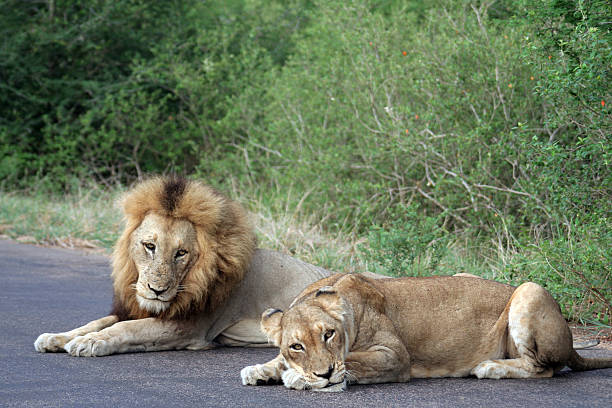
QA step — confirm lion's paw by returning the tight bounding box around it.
[34,332,71,353]
[64,334,114,357]
[281,368,308,390]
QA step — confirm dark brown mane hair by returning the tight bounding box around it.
[110,176,256,320]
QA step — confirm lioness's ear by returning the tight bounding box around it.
[315,286,336,297]
[335,274,385,312]
[312,286,346,322]
[260,308,283,346]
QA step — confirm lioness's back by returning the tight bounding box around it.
[377,276,514,315]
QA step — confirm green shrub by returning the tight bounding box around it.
[498,215,611,323]
[517,0,611,227]
[0,0,308,189]
[0,0,174,187]
[362,204,450,277]
[241,0,539,231]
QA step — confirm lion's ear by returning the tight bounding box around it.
[261,308,283,346]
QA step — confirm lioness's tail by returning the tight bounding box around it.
[568,349,612,371]
[572,339,599,350]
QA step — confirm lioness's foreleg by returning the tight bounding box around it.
[34,315,119,353]
[241,354,285,385]
[63,317,209,356]
[345,332,411,384]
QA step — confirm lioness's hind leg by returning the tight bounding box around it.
[34,315,119,353]
[473,282,572,379]
[472,359,554,379]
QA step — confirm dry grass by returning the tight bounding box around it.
[227,185,367,273]
[0,187,123,252]
[0,185,364,272]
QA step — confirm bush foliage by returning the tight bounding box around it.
[1,0,609,321]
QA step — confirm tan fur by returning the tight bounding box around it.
[35,176,330,357]
[242,274,612,391]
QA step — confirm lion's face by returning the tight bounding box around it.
[130,213,199,314]
[111,176,256,321]
[261,295,348,390]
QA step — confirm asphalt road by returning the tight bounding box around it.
[0,239,610,408]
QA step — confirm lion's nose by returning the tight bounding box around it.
[315,365,334,380]
[148,283,168,296]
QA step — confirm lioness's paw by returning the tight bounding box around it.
[313,380,347,393]
[471,360,504,379]
[64,334,114,357]
[281,368,308,390]
[34,333,71,353]
[241,364,272,385]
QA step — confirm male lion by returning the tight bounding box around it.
[241,273,612,391]
[34,177,329,356]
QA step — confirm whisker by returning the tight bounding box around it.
[345,370,358,384]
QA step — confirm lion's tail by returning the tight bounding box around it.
[567,349,612,371]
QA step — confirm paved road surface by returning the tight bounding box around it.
[0,239,610,407]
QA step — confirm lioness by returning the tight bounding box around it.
[241,273,612,391]
[35,176,329,356]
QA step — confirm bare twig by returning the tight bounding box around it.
[415,185,470,226]
[473,183,532,197]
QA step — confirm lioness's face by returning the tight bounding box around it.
[131,213,198,313]
[263,303,348,389]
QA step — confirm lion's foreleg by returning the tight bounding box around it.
[34,315,119,353]
[241,354,286,386]
[63,317,208,357]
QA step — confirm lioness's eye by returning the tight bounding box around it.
[290,343,303,351]
[143,242,155,251]
[324,329,335,341]
[175,249,187,258]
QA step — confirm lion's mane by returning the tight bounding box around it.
[110,176,256,320]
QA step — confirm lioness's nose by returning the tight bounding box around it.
[315,366,334,380]
[148,283,168,296]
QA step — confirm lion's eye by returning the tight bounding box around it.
[290,343,303,351]
[143,242,156,252]
[175,249,187,258]
[324,329,335,341]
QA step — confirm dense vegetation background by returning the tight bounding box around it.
[1,0,610,323]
